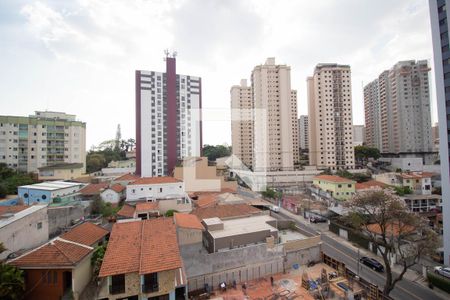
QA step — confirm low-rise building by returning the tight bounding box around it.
[38,163,84,181]
[0,205,48,260]
[402,194,442,213]
[18,181,85,205]
[100,184,126,204]
[312,175,356,201]
[374,172,434,195]
[355,180,387,192]
[112,173,139,187]
[191,203,263,221]
[126,177,192,213]
[8,222,108,300]
[174,213,204,246]
[97,218,187,300]
[201,215,279,253]
[78,182,109,200]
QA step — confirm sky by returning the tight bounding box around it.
[0,0,437,149]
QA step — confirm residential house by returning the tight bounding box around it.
[38,163,84,181]
[374,172,434,195]
[115,203,160,220]
[0,205,48,260]
[9,222,108,300]
[97,218,187,300]
[174,213,204,246]
[79,182,109,200]
[126,177,192,213]
[18,181,85,205]
[355,180,387,192]
[112,173,140,187]
[101,184,126,204]
[312,175,356,201]
[116,204,136,220]
[190,203,263,221]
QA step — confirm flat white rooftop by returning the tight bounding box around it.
[19,181,84,191]
[206,215,278,239]
[0,205,47,229]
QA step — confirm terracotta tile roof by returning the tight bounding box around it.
[71,176,94,183]
[366,222,415,237]
[400,172,435,179]
[99,218,182,277]
[10,238,92,268]
[60,222,109,246]
[314,175,356,183]
[117,204,135,218]
[129,176,182,185]
[174,213,204,230]
[0,205,28,216]
[110,183,126,193]
[135,202,159,213]
[196,193,218,208]
[191,204,261,220]
[79,182,109,195]
[114,173,139,182]
[355,180,387,191]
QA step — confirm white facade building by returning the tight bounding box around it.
[353,125,365,146]
[308,64,355,170]
[0,111,86,173]
[298,115,309,151]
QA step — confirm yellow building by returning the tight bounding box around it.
[38,163,84,181]
[313,175,356,200]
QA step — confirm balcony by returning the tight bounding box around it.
[109,284,125,295]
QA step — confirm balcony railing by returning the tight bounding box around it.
[109,284,125,295]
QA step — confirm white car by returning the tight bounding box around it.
[270,206,280,212]
[434,266,450,279]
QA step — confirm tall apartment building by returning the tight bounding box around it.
[363,79,382,149]
[429,0,450,265]
[251,58,299,171]
[353,125,365,146]
[230,79,253,168]
[364,61,433,154]
[308,64,355,170]
[0,111,86,173]
[135,54,202,177]
[298,115,309,151]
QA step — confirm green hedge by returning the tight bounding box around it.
[427,272,450,294]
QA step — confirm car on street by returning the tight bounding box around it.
[360,256,384,272]
[434,266,450,279]
[270,205,280,212]
[310,216,327,223]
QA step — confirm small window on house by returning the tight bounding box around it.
[37,222,42,229]
[132,189,135,193]
[338,184,342,188]
[23,193,29,198]
[42,195,47,200]
[159,188,162,193]
[348,184,351,188]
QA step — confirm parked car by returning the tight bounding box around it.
[270,205,280,212]
[434,266,450,279]
[360,256,384,272]
[310,216,327,223]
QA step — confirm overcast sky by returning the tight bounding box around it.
[0,0,436,149]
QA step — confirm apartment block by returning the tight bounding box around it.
[251,57,299,171]
[364,61,433,154]
[308,64,355,170]
[353,125,365,146]
[0,111,86,173]
[363,80,382,149]
[136,54,202,177]
[298,115,309,151]
[429,0,450,264]
[230,79,253,168]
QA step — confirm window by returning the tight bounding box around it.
[37,222,42,230]
[23,193,29,198]
[42,195,47,200]
[347,184,352,188]
[337,184,342,188]
[110,274,125,295]
[143,272,159,293]
[159,188,162,193]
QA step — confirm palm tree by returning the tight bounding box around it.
[0,243,25,300]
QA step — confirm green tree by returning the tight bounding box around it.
[0,243,25,300]
[261,188,281,199]
[202,144,231,161]
[0,164,37,196]
[91,244,107,280]
[165,209,178,217]
[354,145,381,165]
[345,190,438,297]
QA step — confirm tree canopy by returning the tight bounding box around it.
[0,243,25,300]
[344,190,438,296]
[354,145,381,165]
[0,164,36,198]
[86,139,135,173]
[202,144,231,161]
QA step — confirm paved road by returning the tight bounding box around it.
[275,211,445,300]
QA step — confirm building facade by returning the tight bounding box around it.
[136,54,202,177]
[429,0,450,264]
[364,61,433,154]
[353,125,365,146]
[308,64,355,170]
[230,79,253,168]
[251,58,299,171]
[298,115,309,152]
[0,111,86,173]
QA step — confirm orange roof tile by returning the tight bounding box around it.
[114,173,140,182]
[60,222,109,246]
[110,183,126,193]
[400,172,435,179]
[135,202,159,213]
[355,180,387,191]
[191,204,261,220]
[10,239,92,268]
[99,218,182,277]
[0,205,28,216]
[79,182,109,195]
[174,213,204,230]
[314,175,356,183]
[196,193,218,208]
[129,177,182,185]
[366,222,415,237]
[117,204,135,218]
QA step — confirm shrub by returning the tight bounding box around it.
[427,272,450,293]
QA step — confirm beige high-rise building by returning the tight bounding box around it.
[308,64,355,170]
[251,58,299,171]
[230,79,253,168]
